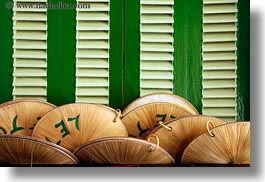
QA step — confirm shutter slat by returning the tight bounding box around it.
[76,78,108,87]
[203,0,238,4]
[77,22,109,31]
[203,52,237,61]
[203,14,237,23]
[141,24,173,33]
[77,59,109,68]
[141,43,174,52]
[141,5,174,14]
[141,89,172,96]
[76,88,109,96]
[203,42,236,52]
[14,21,47,30]
[203,23,237,32]
[75,97,109,105]
[13,77,47,86]
[141,33,174,43]
[14,59,46,68]
[77,40,109,49]
[76,69,108,77]
[76,1,110,104]
[203,98,236,107]
[141,0,174,5]
[13,68,46,77]
[141,80,173,89]
[13,87,46,96]
[141,52,173,61]
[203,108,237,117]
[141,71,173,80]
[141,61,173,71]
[76,31,109,40]
[14,40,46,49]
[203,80,236,89]
[203,32,237,42]
[203,61,236,70]
[14,0,47,2]
[141,15,173,24]
[77,3,109,12]
[13,12,47,21]
[76,50,109,58]
[13,31,46,40]
[203,89,236,98]
[13,50,47,59]
[77,12,109,20]
[203,70,237,79]
[203,4,237,14]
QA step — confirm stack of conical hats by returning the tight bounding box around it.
[120,93,250,166]
[0,93,250,166]
[0,99,79,166]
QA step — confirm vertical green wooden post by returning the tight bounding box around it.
[60,0,76,105]
[237,0,250,121]
[174,0,202,113]
[173,0,189,99]
[0,1,13,103]
[109,0,124,109]
[188,0,203,113]
[47,0,62,106]
[124,0,140,107]
[47,0,76,105]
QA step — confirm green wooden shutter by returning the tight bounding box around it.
[12,0,47,100]
[75,0,110,105]
[140,0,174,96]
[202,0,238,121]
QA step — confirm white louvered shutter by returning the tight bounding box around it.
[12,0,47,101]
[75,0,110,105]
[202,0,238,121]
[140,0,174,96]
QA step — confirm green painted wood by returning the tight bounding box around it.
[0,1,13,103]
[109,0,124,109]
[124,0,140,107]
[60,0,76,105]
[47,0,61,106]
[188,0,203,113]
[173,0,189,99]
[173,0,202,113]
[237,0,250,121]
[47,0,76,105]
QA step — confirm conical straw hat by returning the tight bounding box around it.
[0,135,79,166]
[0,101,56,136]
[32,103,128,152]
[0,99,56,108]
[147,115,225,162]
[74,136,175,166]
[181,122,250,164]
[122,102,196,139]
[122,93,199,116]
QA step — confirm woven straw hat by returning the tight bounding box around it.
[0,99,56,108]
[147,115,225,162]
[32,103,128,152]
[0,101,56,136]
[122,93,199,116]
[122,102,196,139]
[181,122,250,164]
[74,136,175,166]
[0,135,79,166]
